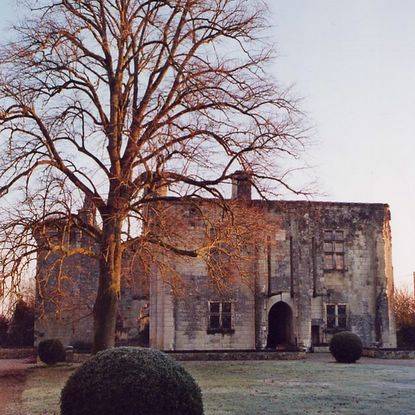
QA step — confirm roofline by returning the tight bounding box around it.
[159,196,389,209]
[254,199,389,208]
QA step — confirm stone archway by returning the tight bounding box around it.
[267,301,293,349]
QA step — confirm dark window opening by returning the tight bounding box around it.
[337,304,347,328]
[209,315,220,330]
[327,304,336,329]
[69,227,79,245]
[222,315,232,330]
[326,304,347,330]
[187,206,199,227]
[208,301,234,334]
[323,230,345,271]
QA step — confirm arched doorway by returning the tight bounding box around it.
[267,301,293,349]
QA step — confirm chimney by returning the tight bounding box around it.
[142,173,168,199]
[231,170,252,201]
[78,196,97,226]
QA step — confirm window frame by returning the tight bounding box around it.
[325,303,348,330]
[323,230,345,271]
[207,301,235,334]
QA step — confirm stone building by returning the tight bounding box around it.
[34,177,397,351]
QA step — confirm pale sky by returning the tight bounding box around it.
[269,1,415,292]
[0,1,413,291]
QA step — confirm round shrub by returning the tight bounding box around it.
[38,339,65,365]
[330,331,363,363]
[60,347,203,415]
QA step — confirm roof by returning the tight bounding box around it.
[157,196,389,209]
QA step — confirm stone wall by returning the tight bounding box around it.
[149,201,257,350]
[253,201,396,349]
[34,225,149,347]
[173,272,256,351]
[166,350,306,361]
[35,195,396,351]
[151,199,396,351]
[35,235,98,346]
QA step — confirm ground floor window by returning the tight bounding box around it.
[208,301,234,334]
[326,304,347,329]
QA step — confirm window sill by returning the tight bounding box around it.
[207,329,235,335]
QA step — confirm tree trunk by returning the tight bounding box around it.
[92,215,123,353]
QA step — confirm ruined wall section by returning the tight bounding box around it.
[34,222,149,347]
[280,202,395,348]
[254,201,396,349]
[34,222,98,346]
[314,204,378,345]
[319,203,394,347]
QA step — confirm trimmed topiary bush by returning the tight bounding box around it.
[330,331,363,363]
[38,339,65,365]
[60,347,203,415]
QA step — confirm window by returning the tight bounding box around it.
[326,304,347,329]
[326,304,336,329]
[69,227,82,247]
[337,304,347,328]
[186,206,199,227]
[323,230,345,270]
[207,228,233,282]
[208,301,234,333]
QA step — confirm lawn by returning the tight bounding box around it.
[5,356,415,415]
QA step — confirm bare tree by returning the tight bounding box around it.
[393,289,415,349]
[0,0,306,352]
[394,289,415,328]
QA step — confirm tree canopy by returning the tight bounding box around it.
[0,0,306,351]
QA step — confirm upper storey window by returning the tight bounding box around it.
[323,230,345,271]
[186,206,199,228]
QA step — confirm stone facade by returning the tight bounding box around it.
[34,214,149,348]
[34,181,397,351]
[150,197,396,351]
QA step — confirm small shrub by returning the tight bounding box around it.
[329,331,363,363]
[38,339,65,365]
[71,340,93,354]
[61,347,204,415]
[397,326,415,350]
